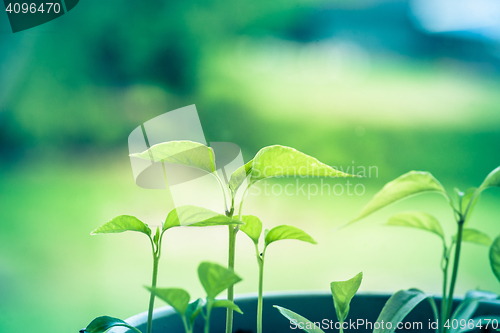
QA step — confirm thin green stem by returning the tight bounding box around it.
[205,301,213,333]
[147,255,160,333]
[445,220,465,324]
[257,246,266,333]
[225,225,237,333]
[440,242,449,333]
[181,315,191,333]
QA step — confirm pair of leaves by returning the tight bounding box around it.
[387,212,492,246]
[240,215,317,248]
[132,141,356,196]
[273,272,362,333]
[92,205,242,237]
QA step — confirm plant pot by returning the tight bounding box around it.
[111,292,500,333]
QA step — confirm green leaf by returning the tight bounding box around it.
[490,234,500,283]
[229,160,253,194]
[386,211,444,240]
[350,171,447,224]
[248,145,355,186]
[240,215,263,245]
[212,300,243,314]
[330,272,363,323]
[265,225,317,247]
[130,140,216,173]
[460,188,479,225]
[449,291,498,333]
[479,166,500,190]
[274,305,325,333]
[145,287,190,316]
[374,289,430,333]
[80,316,138,333]
[455,229,492,246]
[186,298,205,325]
[198,262,242,299]
[91,215,151,236]
[163,205,243,232]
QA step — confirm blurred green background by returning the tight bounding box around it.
[1,0,500,332]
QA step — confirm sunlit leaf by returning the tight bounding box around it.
[198,262,242,299]
[80,316,138,333]
[489,235,500,283]
[350,171,447,224]
[163,205,242,232]
[265,225,317,247]
[330,272,363,323]
[146,287,190,315]
[479,166,500,190]
[240,215,262,245]
[454,229,492,247]
[91,215,151,236]
[130,140,216,173]
[248,145,355,186]
[374,289,430,333]
[274,305,325,333]
[229,160,253,194]
[460,187,479,225]
[212,300,243,314]
[386,211,444,240]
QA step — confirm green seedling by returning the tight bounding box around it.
[147,261,243,333]
[274,272,363,333]
[239,215,317,333]
[347,166,500,333]
[81,206,242,333]
[131,140,356,333]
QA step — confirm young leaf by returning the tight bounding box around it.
[91,215,151,236]
[212,300,244,314]
[330,272,363,323]
[479,166,500,190]
[145,287,190,316]
[130,140,216,174]
[455,229,492,246]
[460,187,479,225]
[198,262,242,299]
[489,234,500,283]
[186,298,205,325]
[248,145,355,186]
[274,305,325,333]
[163,205,243,232]
[80,316,139,333]
[240,215,263,245]
[449,290,498,333]
[374,289,430,333]
[265,225,317,247]
[350,171,448,224]
[229,160,254,194]
[386,211,444,240]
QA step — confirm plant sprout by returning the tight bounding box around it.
[148,261,243,333]
[274,272,363,333]
[131,141,355,333]
[81,205,242,333]
[239,215,317,333]
[347,166,500,333]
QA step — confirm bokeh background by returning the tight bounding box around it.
[1,0,500,332]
